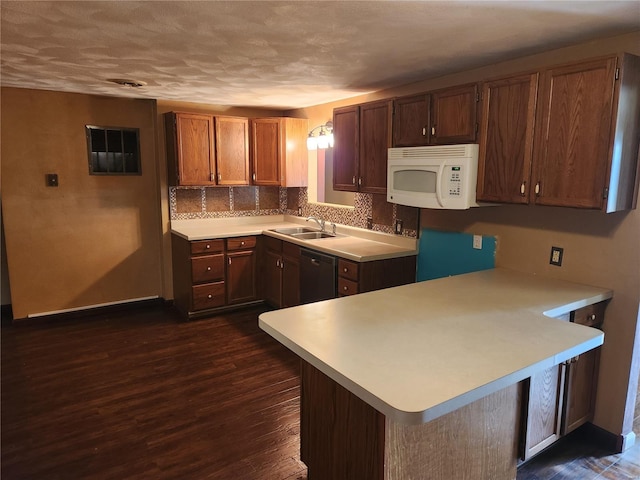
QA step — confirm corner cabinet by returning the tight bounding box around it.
[477,53,640,212]
[392,83,479,147]
[165,112,250,186]
[520,301,606,461]
[333,100,392,194]
[250,117,308,187]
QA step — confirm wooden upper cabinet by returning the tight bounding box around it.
[476,73,539,203]
[166,112,216,186]
[359,99,393,194]
[392,94,430,147]
[333,105,360,192]
[430,84,479,144]
[251,117,308,187]
[251,118,281,186]
[531,54,640,212]
[215,116,249,185]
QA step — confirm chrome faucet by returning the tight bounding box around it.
[306,216,325,232]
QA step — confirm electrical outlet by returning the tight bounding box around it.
[473,235,482,250]
[550,246,563,266]
[46,173,59,187]
[297,206,302,216]
[367,217,373,230]
[395,219,403,235]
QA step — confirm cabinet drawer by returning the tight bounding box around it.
[338,259,359,281]
[338,277,359,296]
[191,254,225,283]
[227,236,256,251]
[191,239,224,255]
[192,282,225,310]
[572,302,606,327]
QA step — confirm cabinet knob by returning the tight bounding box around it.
[590,314,597,321]
[252,173,256,181]
[207,294,212,299]
[228,258,232,265]
[534,182,540,195]
[343,267,348,273]
[343,286,348,291]
[207,266,211,271]
[206,244,210,249]
[240,241,245,246]
[520,182,526,196]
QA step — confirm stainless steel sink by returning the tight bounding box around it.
[271,227,319,235]
[290,231,337,240]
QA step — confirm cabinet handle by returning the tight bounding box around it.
[207,294,212,299]
[207,266,211,271]
[358,177,362,186]
[352,176,356,185]
[210,173,215,182]
[276,259,280,268]
[228,258,231,265]
[431,126,436,136]
[280,259,285,269]
[534,182,540,195]
[520,182,526,196]
[252,173,256,181]
[218,173,221,181]
[422,127,427,136]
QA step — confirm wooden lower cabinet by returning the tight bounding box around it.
[337,256,416,296]
[260,237,302,309]
[171,234,259,318]
[301,361,520,480]
[520,301,606,461]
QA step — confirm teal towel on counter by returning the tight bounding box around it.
[417,229,496,282]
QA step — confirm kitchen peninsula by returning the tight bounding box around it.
[259,268,612,480]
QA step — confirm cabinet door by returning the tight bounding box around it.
[562,349,600,435]
[263,248,283,308]
[333,105,359,192]
[393,94,430,147]
[476,73,538,203]
[251,118,281,186]
[430,84,478,144]
[521,364,565,460]
[171,112,216,186]
[215,117,250,185]
[226,250,257,305]
[359,99,392,194]
[531,57,617,208]
[282,244,301,308]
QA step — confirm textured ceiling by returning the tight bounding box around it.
[1,1,639,109]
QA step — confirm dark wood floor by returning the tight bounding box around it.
[2,303,640,480]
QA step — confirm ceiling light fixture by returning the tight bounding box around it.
[107,78,147,88]
[307,121,334,150]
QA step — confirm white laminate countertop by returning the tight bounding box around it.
[171,215,417,262]
[259,268,612,425]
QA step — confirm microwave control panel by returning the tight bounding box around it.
[446,166,462,197]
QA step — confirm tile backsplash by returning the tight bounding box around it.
[170,186,418,237]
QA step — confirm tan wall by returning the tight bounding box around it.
[288,31,640,438]
[1,88,163,319]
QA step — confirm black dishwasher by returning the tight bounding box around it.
[299,248,337,304]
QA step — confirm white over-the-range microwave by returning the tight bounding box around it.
[387,144,484,210]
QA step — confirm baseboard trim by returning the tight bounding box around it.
[10,297,170,325]
[580,422,635,453]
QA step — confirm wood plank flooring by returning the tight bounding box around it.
[1,304,306,479]
[2,303,639,480]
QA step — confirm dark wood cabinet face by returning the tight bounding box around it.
[171,113,216,186]
[251,119,281,186]
[430,84,478,144]
[216,117,250,185]
[332,105,359,192]
[531,57,617,209]
[392,94,430,147]
[476,73,538,203]
[359,100,392,194]
[226,250,257,305]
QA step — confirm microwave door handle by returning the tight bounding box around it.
[436,164,446,208]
